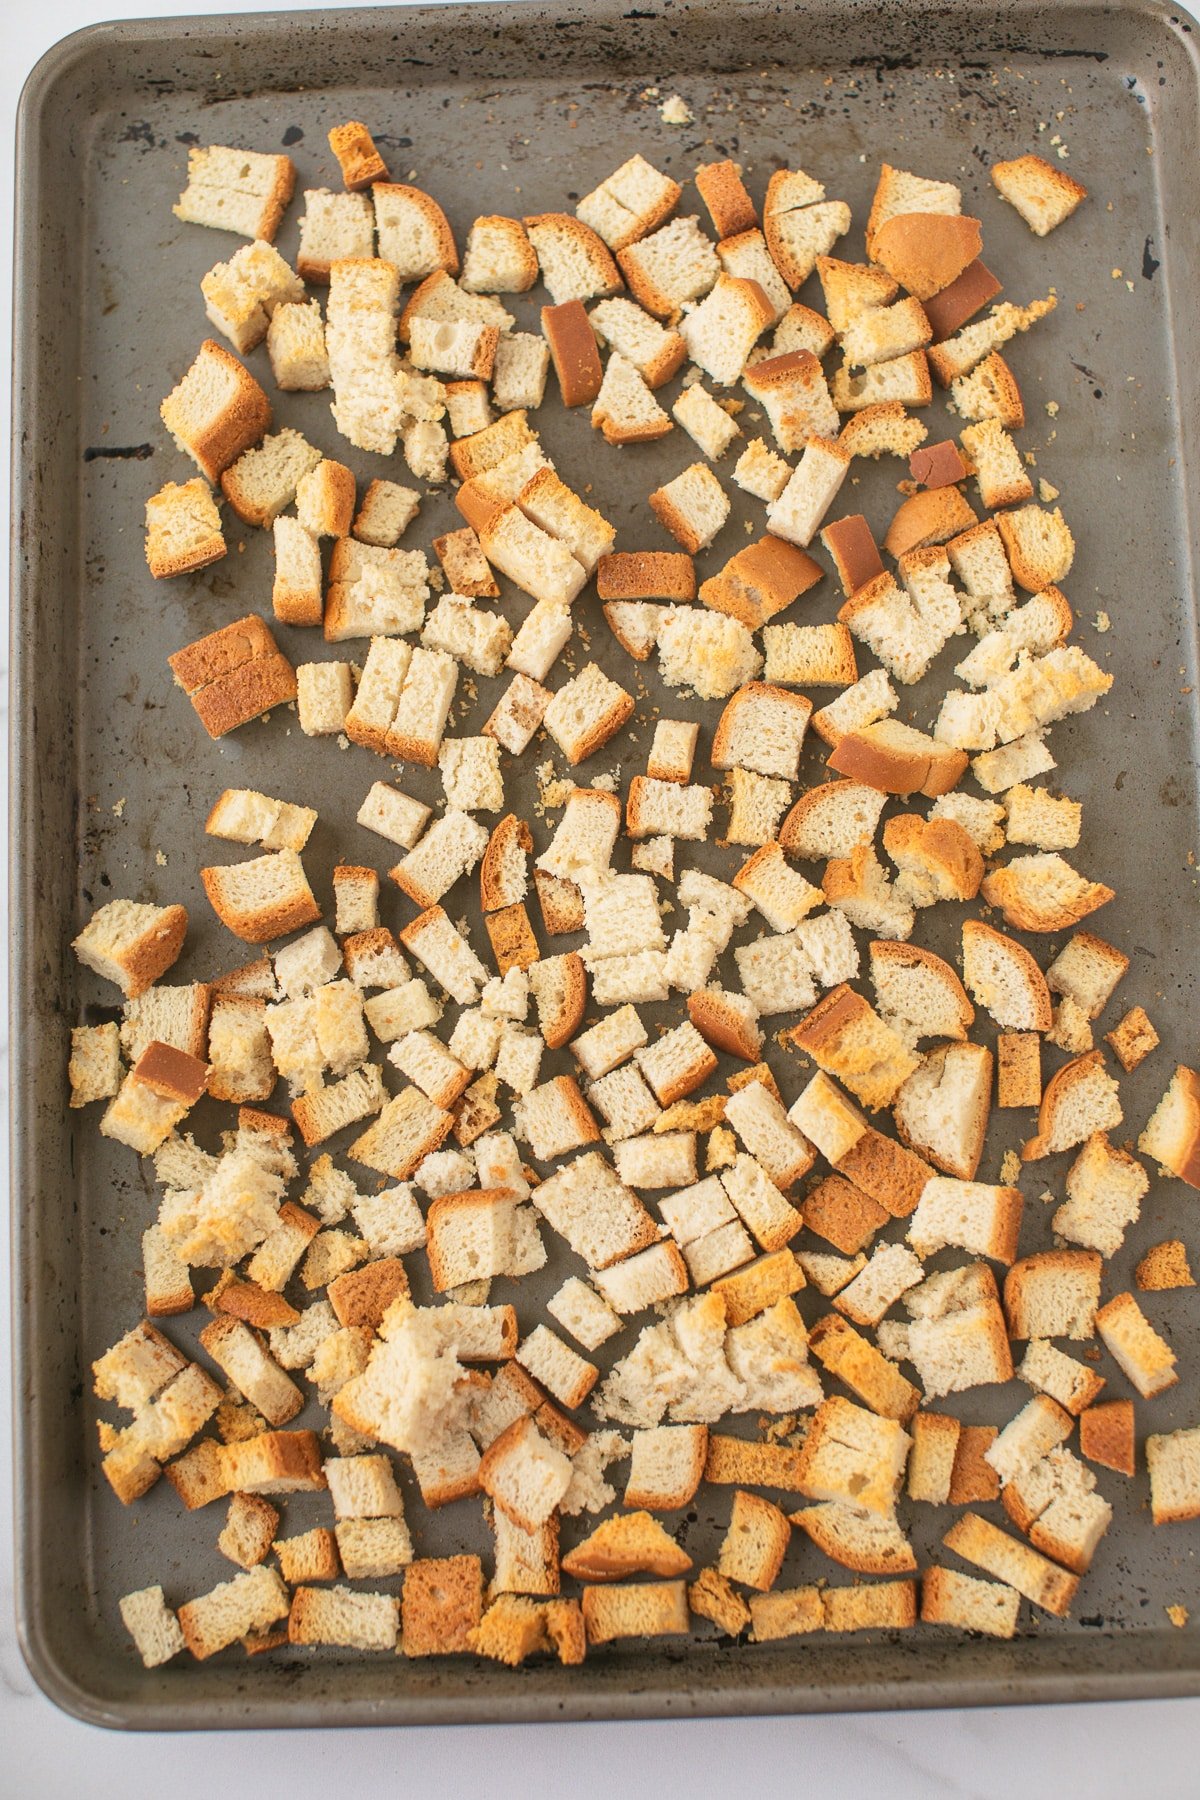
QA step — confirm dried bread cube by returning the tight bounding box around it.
[145,478,226,579]
[1146,1427,1200,1524]
[763,169,851,287]
[1095,1291,1178,1399]
[657,607,761,702]
[524,212,622,304]
[746,350,839,452]
[921,1567,1020,1639]
[173,144,295,242]
[717,1489,792,1591]
[678,273,775,385]
[732,437,791,503]
[991,153,1087,236]
[168,612,296,739]
[160,338,272,484]
[673,381,741,459]
[891,1041,992,1180]
[220,1490,278,1562]
[1079,1399,1134,1478]
[576,153,680,250]
[695,159,757,237]
[178,1565,291,1660]
[267,298,329,391]
[296,189,374,282]
[649,463,731,556]
[942,1512,1077,1616]
[118,1585,187,1668]
[762,620,857,686]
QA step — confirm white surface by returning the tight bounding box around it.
[2,1,1197,1791]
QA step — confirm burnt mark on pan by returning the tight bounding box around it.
[282,125,304,145]
[1143,237,1160,280]
[83,444,153,462]
[119,120,165,150]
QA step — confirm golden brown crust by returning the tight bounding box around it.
[376,183,458,275]
[833,1126,934,1220]
[947,1425,1000,1505]
[711,1249,803,1326]
[687,990,761,1063]
[401,1555,484,1657]
[699,536,823,631]
[827,725,967,799]
[533,869,585,936]
[448,409,535,483]
[480,814,533,914]
[883,814,984,903]
[541,299,604,407]
[169,615,297,739]
[871,212,983,302]
[1105,1005,1160,1073]
[531,952,588,1050]
[702,1436,806,1489]
[806,1313,920,1422]
[696,160,758,237]
[1079,1399,1136,1477]
[883,485,979,559]
[801,1175,889,1255]
[1136,1239,1194,1292]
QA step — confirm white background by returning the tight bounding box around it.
[3,1,1198,1792]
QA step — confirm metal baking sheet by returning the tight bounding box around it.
[12,0,1200,1730]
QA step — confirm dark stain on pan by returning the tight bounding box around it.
[281,124,304,145]
[1143,236,1161,279]
[82,444,153,462]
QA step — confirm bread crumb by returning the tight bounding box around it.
[337,734,350,750]
[1039,479,1060,502]
[536,760,575,811]
[660,95,694,125]
[591,770,619,794]
[1167,1605,1189,1629]
[1045,401,1060,417]
[155,850,167,867]
[1094,612,1111,633]
[999,1150,1022,1184]
[112,798,126,817]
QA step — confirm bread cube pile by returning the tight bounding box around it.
[72,120,1200,1674]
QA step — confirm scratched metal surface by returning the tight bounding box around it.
[12,0,1200,1728]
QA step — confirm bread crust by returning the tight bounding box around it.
[695,160,758,237]
[924,260,1003,342]
[870,939,975,1038]
[687,990,762,1063]
[1079,1399,1135,1478]
[485,902,540,975]
[883,486,978,559]
[982,859,1113,935]
[827,723,967,799]
[871,212,983,302]
[699,536,823,631]
[479,814,533,914]
[169,614,297,739]
[541,299,604,407]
